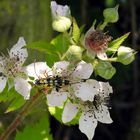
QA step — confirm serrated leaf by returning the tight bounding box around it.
[72,18,80,43]
[108,32,130,51]
[15,114,53,140]
[51,34,70,54]
[95,61,116,79]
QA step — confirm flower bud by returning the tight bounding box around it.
[103,5,119,23]
[65,45,83,61]
[51,1,72,32]
[117,46,135,65]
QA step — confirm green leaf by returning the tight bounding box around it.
[108,32,130,52]
[72,18,80,43]
[48,106,63,123]
[46,53,60,67]
[95,61,116,79]
[0,87,26,112]
[26,41,56,54]
[51,34,70,54]
[15,114,53,140]
[6,94,26,113]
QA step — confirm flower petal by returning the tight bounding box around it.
[51,1,57,17]
[72,79,100,101]
[0,76,7,92]
[71,61,93,80]
[62,102,79,123]
[23,62,52,79]
[95,105,113,124]
[51,1,70,17]
[47,90,67,107]
[97,52,108,60]
[99,82,113,97]
[53,61,70,77]
[14,77,31,100]
[9,37,28,64]
[79,111,98,140]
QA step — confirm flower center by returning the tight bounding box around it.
[1,56,21,77]
[85,30,112,53]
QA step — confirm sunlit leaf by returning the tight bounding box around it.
[108,32,130,52]
[72,18,80,43]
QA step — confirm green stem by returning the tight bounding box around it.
[105,57,118,62]
[0,91,42,140]
[99,21,108,30]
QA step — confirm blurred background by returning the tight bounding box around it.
[0,0,140,140]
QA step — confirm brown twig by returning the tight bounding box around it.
[0,91,42,140]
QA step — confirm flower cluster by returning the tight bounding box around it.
[24,60,113,139]
[0,1,136,140]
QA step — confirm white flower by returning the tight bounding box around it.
[62,81,113,140]
[84,25,112,60]
[0,37,31,99]
[50,1,71,32]
[51,61,99,102]
[24,60,99,105]
[51,1,71,19]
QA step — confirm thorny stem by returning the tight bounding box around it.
[0,91,43,140]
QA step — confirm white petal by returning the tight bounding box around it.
[79,111,97,140]
[47,90,67,107]
[62,102,79,123]
[97,52,108,60]
[23,62,52,79]
[53,61,70,77]
[0,76,7,92]
[99,82,113,97]
[11,37,26,50]
[72,79,100,101]
[14,77,31,100]
[51,1,70,18]
[9,37,28,64]
[51,1,57,17]
[95,105,113,124]
[71,61,93,80]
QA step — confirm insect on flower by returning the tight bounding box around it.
[33,62,86,92]
[24,61,99,105]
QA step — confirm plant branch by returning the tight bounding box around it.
[0,91,43,140]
